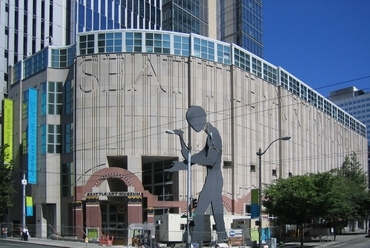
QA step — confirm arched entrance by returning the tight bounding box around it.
[73,167,186,240]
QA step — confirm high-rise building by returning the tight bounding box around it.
[329,87,370,145]
[329,86,370,186]
[70,0,162,44]
[162,0,208,36]
[0,0,68,96]
[218,0,263,57]
[161,0,264,58]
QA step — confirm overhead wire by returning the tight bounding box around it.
[16,86,369,185]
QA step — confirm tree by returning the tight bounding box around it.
[0,145,16,216]
[311,172,352,240]
[263,171,356,246]
[263,174,318,247]
[331,152,368,221]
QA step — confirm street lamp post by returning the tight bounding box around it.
[21,171,27,229]
[256,136,291,248]
[166,130,192,248]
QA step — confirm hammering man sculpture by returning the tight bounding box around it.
[167,105,227,244]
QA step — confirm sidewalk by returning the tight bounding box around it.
[1,236,127,248]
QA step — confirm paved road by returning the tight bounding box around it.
[281,233,370,248]
[328,236,370,248]
[1,232,369,248]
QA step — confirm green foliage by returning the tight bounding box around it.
[0,145,16,216]
[330,152,368,220]
[333,152,367,191]
[263,152,367,226]
[311,172,352,221]
[263,174,317,225]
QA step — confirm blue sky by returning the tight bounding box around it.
[263,0,370,98]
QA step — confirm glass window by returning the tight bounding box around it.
[22,131,27,154]
[173,35,190,56]
[24,48,48,78]
[51,46,75,68]
[13,61,22,83]
[263,63,277,85]
[46,81,63,115]
[63,123,73,153]
[47,124,61,153]
[280,71,288,90]
[80,34,95,54]
[300,84,307,101]
[251,57,262,77]
[62,163,74,196]
[94,11,99,30]
[22,90,28,119]
[64,81,73,115]
[289,77,299,96]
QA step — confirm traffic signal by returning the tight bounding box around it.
[117,205,125,214]
[192,198,198,209]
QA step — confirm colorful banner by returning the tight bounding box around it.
[26,196,33,216]
[3,99,13,165]
[251,189,259,218]
[28,88,38,184]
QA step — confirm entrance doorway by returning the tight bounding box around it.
[100,197,126,245]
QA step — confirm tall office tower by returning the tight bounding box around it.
[329,87,370,145]
[329,86,370,186]
[70,0,162,44]
[0,1,68,94]
[162,0,208,36]
[218,0,263,57]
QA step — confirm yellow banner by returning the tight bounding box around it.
[3,99,13,164]
[26,196,33,207]
[26,196,33,216]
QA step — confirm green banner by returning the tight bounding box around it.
[251,189,259,204]
[3,99,13,164]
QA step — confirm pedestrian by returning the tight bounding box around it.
[2,227,7,238]
[22,226,29,241]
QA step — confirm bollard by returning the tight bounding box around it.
[279,241,284,248]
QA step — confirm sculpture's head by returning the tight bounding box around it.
[186,105,207,132]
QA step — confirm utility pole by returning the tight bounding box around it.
[186,143,192,248]
[21,171,27,228]
[256,136,290,248]
[166,130,192,248]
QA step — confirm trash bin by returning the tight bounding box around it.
[266,238,277,248]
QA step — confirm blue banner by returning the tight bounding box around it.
[26,196,33,216]
[250,189,259,218]
[251,204,259,218]
[28,88,38,184]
